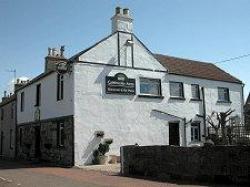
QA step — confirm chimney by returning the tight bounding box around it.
[111,7,133,33]
[14,79,29,91]
[45,46,67,73]
[2,91,8,102]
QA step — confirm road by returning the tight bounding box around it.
[0,159,238,187]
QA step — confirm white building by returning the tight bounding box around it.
[15,7,244,166]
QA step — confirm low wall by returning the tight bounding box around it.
[121,145,250,184]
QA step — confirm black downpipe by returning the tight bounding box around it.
[201,87,207,137]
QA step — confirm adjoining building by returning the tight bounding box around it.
[11,7,244,166]
[244,93,250,128]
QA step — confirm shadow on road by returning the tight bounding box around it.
[0,158,70,170]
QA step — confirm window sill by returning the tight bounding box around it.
[170,97,185,101]
[138,94,164,99]
[217,100,232,104]
[190,98,202,102]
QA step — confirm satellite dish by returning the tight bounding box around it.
[57,61,68,74]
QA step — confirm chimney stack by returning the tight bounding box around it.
[45,46,67,73]
[111,7,133,33]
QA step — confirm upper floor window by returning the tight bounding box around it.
[170,82,184,98]
[191,122,200,142]
[1,108,4,120]
[140,78,161,96]
[20,92,25,112]
[35,84,41,106]
[11,103,14,119]
[218,87,230,102]
[191,84,200,100]
[57,74,64,101]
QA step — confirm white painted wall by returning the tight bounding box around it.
[16,72,74,124]
[73,63,243,165]
[0,100,16,158]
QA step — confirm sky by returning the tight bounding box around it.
[0,0,250,100]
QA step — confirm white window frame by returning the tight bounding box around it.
[218,87,230,102]
[139,77,162,96]
[191,84,200,100]
[169,81,184,98]
[191,122,201,142]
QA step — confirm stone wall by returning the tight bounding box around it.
[121,145,250,184]
[17,116,73,166]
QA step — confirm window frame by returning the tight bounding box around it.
[217,87,230,103]
[57,122,65,147]
[20,92,24,112]
[191,122,201,142]
[169,81,184,99]
[35,84,41,107]
[10,129,13,149]
[57,74,64,101]
[1,108,4,120]
[139,77,162,97]
[191,84,200,100]
[11,103,14,119]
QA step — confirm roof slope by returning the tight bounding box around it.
[154,54,242,84]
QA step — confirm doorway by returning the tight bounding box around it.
[169,122,180,146]
[34,126,41,158]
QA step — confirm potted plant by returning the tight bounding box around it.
[92,138,113,165]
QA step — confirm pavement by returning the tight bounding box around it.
[0,159,240,187]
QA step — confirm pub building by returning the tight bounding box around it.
[12,7,243,166]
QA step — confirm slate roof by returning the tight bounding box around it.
[154,54,242,84]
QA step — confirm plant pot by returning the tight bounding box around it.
[99,155,108,165]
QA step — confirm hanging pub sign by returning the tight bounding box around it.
[106,73,136,95]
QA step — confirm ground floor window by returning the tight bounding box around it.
[57,122,65,147]
[10,129,13,149]
[191,122,200,142]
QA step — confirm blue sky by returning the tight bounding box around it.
[0,0,250,100]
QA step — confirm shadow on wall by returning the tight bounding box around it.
[81,134,102,165]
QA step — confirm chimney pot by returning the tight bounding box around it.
[123,8,129,16]
[115,7,122,14]
[48,47,52,56]
[4,91,7,97]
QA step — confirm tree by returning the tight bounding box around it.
[206,109,235,145]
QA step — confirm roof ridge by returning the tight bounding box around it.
[154,53,213,65]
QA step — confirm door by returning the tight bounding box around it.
[34,126,41,158]
[169,122,180,146]
[0,132,3,155]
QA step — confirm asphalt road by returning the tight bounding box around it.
[0,159,240,187]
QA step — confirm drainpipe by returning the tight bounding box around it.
[241,83,245,124]
[201,87,207,138]
[183,118,187,146]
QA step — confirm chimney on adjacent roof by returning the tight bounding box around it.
[14,78,29,91]
[45,46,67,73]
[111,7,133,33]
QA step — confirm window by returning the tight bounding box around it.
[10,129,13,149]
[191,84,200,100]
[35,84,41,106]
[218,87,230,102]
[57,74,64,101]
[57,122,65,147]
[20,92,24,112]
[191,122,200,142]
[1,108,3,120]
[140,78,161,96]
[170,82,184,98]
[11,103,14,119]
